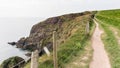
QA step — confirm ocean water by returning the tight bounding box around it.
[0,17,45,64]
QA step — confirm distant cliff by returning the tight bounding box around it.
[10,11,95,54]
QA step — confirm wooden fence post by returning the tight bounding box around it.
[43,46,50,56]
[53,31,58,68]
[31,50,39,68]
[86,22,90,34]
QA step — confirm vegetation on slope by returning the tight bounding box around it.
[0,56,25,68]
[96,9,120,68]
[65,20,95,68]
[24,11,95,68]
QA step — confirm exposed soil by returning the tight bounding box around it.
[89,20,111,68]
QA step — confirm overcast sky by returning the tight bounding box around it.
[0,0,120,18]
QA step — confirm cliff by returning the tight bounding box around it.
[10,11,95,54]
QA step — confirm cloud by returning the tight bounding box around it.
[0,0,119,17]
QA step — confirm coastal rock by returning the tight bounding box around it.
[8,42,16,46]
[25,52,31,57]
[16,37,26,48]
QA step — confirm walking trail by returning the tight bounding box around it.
[89,19,111,68]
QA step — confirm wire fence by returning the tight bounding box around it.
[9,57,31,68]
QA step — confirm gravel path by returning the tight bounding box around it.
[89,19,111,68]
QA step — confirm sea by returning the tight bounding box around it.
[0,17,45,64]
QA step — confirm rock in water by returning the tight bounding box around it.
[8,42,16,46]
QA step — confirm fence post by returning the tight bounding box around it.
[31,50,39,68]
[86,22,90,34]
[53,31,58,68]
[43,46,50,56]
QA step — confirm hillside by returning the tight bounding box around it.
[12,11,95,52]
[96,9,120,68]
[21,11,95,68]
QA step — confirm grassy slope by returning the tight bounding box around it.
[96,9,120,68]
[65,20,95,68]
[24,13,94,68]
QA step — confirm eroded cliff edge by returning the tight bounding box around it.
[9,11,95,54]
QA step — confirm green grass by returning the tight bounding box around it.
[96,9,120,29]
[37,23,92,68]
[64,21,95,68]
[57,19,94,68]
[64,38,92,68]
[96,9,120,68]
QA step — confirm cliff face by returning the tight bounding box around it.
[14,11,94,53]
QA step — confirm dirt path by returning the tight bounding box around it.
[89,20,111,68]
